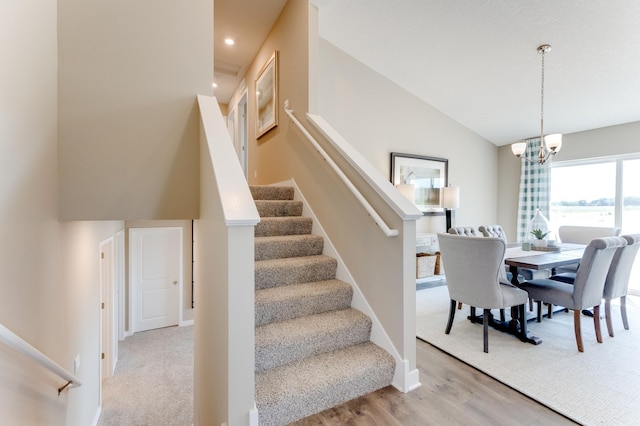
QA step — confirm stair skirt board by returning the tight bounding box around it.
[257,179,419,392]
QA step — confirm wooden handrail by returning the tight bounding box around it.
[0,323,81,394]
[285,108,399,237]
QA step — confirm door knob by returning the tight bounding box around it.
[173,280,178,285]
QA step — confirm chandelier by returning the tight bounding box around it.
[511,44,562,164]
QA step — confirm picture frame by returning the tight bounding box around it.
[390,152,448,215]
[255,50,278,138]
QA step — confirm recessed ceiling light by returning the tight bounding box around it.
[212,82,218,88]
[224,38,235,46]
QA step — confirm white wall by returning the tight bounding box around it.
[498,121,640,238]
[57,0,213,221]
[315,39,498,232]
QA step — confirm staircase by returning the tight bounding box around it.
[251,185,395,426]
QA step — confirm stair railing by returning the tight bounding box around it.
[285,108,403,237]
[0,323,81,394]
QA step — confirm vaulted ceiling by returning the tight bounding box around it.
[215,0,640,146]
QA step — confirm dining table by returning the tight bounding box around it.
[468,242,586,345]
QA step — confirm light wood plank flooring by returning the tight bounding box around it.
[292,338,577,425]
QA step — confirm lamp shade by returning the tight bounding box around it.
[443,186,460,209]
[544,133,563,152]
[396,184,415,204]
[511,142,527,157]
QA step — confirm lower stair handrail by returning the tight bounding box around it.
[0,323,81,394]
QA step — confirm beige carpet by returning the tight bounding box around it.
[416,285,640,426]
[98,325,193,425]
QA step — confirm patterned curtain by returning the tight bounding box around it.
[516,138,551,241]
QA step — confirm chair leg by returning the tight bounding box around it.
[483,308,490,353]
[470,306,476,318]
[593,305,603,344]
[529,297,534,311]
[547,303,553,319]
[445,299,456,334]
[605,299,614,337]
[536,301,542,322]
[500,308,505,322]
[621,296,629,330]
[574,310,584,352]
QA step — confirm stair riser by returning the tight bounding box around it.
[250,185,294,201]
[255,200,303,217]
[255,237,324,261]
[255,259,337,290]
[255,314,371,372]
[255,286,353,326]
[255,217,313,237]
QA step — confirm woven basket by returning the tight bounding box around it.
[416,254,436,278]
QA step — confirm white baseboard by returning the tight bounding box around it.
[180,319,194,327]
[91,406,102,426]
[249,403,259,425]
[392,360,422,393]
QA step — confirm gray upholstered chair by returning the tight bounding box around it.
[478,224,549,306]
[518,236,627,352]
[448,226,477,236]
[478,224,507,240]
[555,226,622,275]
[438,233,529,353]
[604,234,640,337]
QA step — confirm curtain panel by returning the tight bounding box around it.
[516,138,551,241]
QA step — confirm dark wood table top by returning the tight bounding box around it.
[504,243,585,271]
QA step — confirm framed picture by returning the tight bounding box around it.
[255,50,278,138]
[390,152,448,215]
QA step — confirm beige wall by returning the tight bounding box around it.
[61,221,125,426]
[497,121,640,238]
[57,0,213,220]
[228,0,310,186]
[0,0,67,423]
[314,39,499,233]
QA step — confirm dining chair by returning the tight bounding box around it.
[448,226,477,236]
[555,225,621,275]
[517,236,627,352]
[479,224,546,315]
[603,234,640,337]
[438,233,529,353]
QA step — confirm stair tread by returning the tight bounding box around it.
[255,254,335,269]
[255,342,395,426]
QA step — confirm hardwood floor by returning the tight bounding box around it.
[292,338,578,425]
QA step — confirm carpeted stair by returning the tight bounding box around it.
[251,185,395,426]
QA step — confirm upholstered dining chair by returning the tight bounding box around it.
[603,234,640,337]
[517,236,627,352]
[555,225,622,275]
[448,226,477,236]
[438,233,529,353]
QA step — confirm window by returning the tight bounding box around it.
[550,154,640,295]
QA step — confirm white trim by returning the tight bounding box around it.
[91,406,101,426]
[117,229,125,342]
[180,319,194,327]
[277,179,419,392]
[249,403,259,426]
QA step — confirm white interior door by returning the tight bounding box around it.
[131,227,182,332]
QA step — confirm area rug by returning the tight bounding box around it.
[416,286,640,425]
